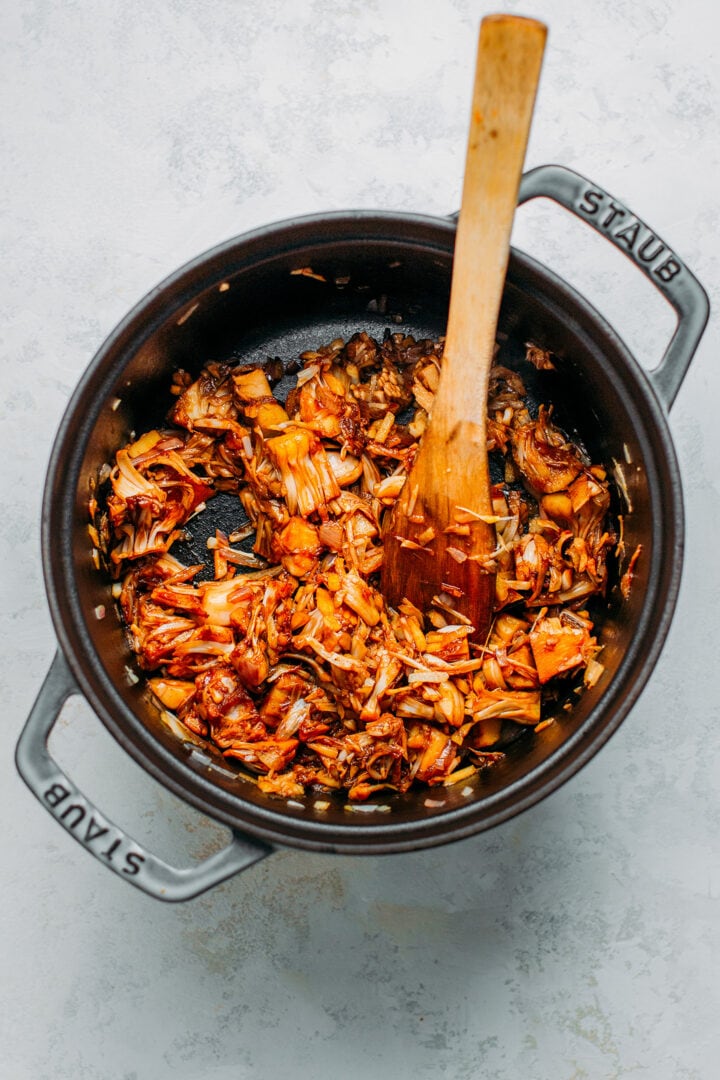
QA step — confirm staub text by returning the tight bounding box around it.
[43,782,145,876]
[577,189,681,283]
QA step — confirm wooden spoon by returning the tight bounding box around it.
[381,14,547,643]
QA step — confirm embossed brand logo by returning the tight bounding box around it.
[43,782,146,876]
[576,188,682,283]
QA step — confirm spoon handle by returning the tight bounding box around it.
[432,15,547,438]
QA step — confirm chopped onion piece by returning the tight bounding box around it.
[94,330,615,807]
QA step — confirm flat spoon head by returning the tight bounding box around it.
[381,14,547,642]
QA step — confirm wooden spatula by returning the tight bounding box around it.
[381,14,547,643]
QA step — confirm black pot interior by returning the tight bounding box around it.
[48,213,680,851]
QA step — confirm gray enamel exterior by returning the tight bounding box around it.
[518,165,710,408]
[15,165,709,899]
[15,653,273,901]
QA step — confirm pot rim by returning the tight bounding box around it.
[42,207,684,853]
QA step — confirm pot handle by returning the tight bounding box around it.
[15,652,273,902]
[516,164,709,410]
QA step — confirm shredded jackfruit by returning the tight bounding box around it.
[94,331,618,802]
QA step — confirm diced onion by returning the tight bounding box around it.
[95,330,614,809]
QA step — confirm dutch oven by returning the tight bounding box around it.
[16,166,709,901]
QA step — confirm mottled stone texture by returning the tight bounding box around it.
[2,1,719,1077]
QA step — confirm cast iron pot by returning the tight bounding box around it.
[16,166,709,901]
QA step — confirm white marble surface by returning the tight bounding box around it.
[3,1,719,1077]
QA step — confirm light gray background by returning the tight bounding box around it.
[3,1,719,1077]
